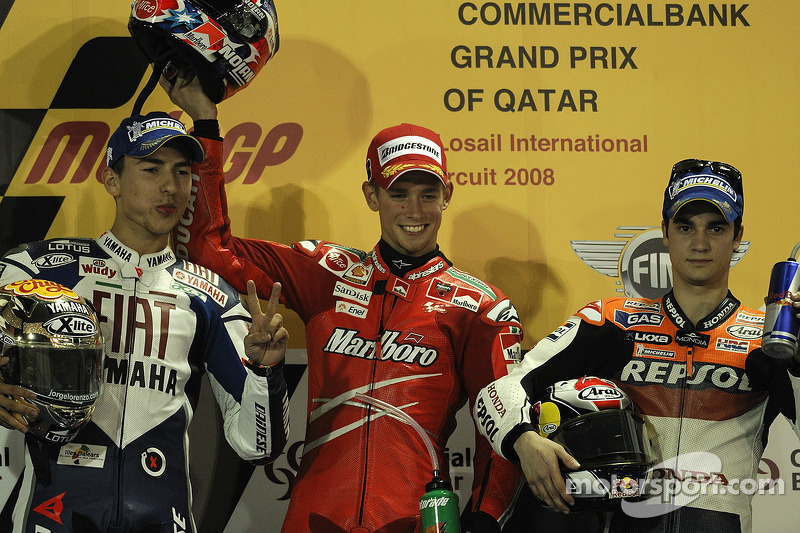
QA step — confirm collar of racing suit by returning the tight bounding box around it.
[662,290,740,332]
[377,238,449,278]
[95,230,177,279]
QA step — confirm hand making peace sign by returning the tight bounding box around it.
[243,280,288,367]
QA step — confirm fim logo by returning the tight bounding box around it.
[570,227,749,299]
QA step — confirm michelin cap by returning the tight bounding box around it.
[106,111,204,168]
[365,123,448,189]
[662,163,744,223]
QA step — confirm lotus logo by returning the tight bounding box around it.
[571,227,749,298]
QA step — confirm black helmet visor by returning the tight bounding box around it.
[553,409,651,468]
[10,344,103,405]
[194,0,270,41]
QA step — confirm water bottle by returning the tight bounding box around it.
[419,472,460,533]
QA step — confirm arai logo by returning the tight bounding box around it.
[577,386,624,401]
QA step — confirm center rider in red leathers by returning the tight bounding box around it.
[165,72,524,533]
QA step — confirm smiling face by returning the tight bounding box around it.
[103,142,193,255]
[662,201,743,292]
[362,170,453,257]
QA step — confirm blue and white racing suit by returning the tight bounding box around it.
[0,230,289,533]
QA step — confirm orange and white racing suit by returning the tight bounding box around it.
[475,291,800,533]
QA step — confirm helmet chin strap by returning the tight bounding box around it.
[130,47,178,117]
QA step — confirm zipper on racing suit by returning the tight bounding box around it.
[112,278,140,528]
[357,278,398,527]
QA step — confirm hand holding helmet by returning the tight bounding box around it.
[0,367,39,432]
[520,376,654,513]
[0,280,105,445]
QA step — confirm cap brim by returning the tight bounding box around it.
[380,164,447,189]
[130,134,205,164]
[667,195,739,223]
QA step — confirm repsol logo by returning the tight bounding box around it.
[322,328,440,367]
[475,396,500,443]
[620,359,752,392]
[24,120,302,186]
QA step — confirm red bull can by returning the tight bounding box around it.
[763,260,800,359]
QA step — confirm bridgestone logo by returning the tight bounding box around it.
[377,135,442,165]
[322,328,439,366]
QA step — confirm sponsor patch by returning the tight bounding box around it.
[48,240,91,254]
[735,311,764,326]
[613,310,664,329]
[142,447,166,477]
[426,280,485,312]
[635,345,676,359]
[57,443,107,468]
[390,278,410,298]
[343,264,372,285]
[545,321,577,342]
[0,333,14,345]
[485,299,520,324]
[173,269,228,307]
[33,253,75,269]
[408,261,445,281]
[716,337,750,354]
[377,135,443,166]
[725,324,762,340]
[499,327,522,361]
[611,477,641,499]
[333,281,372,305]
[79,257,118,280]
[625,331,671,345]
[335,300,368,319]
[423,301,447,314]
[44,314,98,337]
[181,21,226,52]
[3,279,80,301]
[623,299,661,312]
[322,250,349,273]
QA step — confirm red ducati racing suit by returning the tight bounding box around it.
[174,137,524,532]
[475,291,800,533]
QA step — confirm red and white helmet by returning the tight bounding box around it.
[129,0,279,103]
[533,377,653,511]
